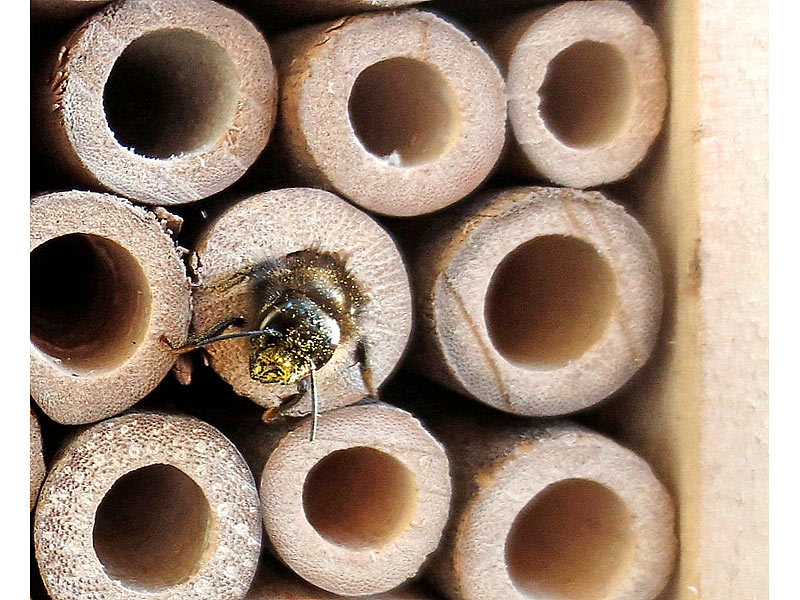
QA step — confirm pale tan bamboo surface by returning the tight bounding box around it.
[488,0,667,188]
[34,0,277,205]
[30,408,46,511]
[416,410,676,600]
[31,0,110,20]
[246,559,440,599]
[30,191,192,424]
[407,186,662,417]
[33,412,262,600]
[249,402,451,596]
[272,10,506,216]
[191,188,412,416]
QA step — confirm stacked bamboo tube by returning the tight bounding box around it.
[30,1,679,599]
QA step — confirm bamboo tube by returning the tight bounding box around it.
[421,413,676,600]
[489,1,667,188]
[30,408,45,511]
[272,10,506,216]
[191,188,412,416]
[33,412,262,600]
[31,0,110,20]
[247,559,441,599]
[243,402,451,596]
[408,186,662,417]
[34,0,277,205]
[30,191,191,424]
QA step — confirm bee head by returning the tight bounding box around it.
[248,293,341,385]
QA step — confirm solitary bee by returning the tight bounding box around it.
[163,249,374,441]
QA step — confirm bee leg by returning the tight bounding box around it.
[356,339,378,399]
[161,316,246,354]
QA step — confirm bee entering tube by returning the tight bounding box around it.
[163,250,372,441]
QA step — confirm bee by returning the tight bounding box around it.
[163,249,375,441]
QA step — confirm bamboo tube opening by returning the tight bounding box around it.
[303,446,418,548]
[93,464,212,590]
[30,233,152,373]
[539,41,633,148]
[104,29,240,159]
[485,235,617,367]
[505,479,634,600]
[349,58,460,165]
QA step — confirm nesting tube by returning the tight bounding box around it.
[30,408,45,510]
[261,0,429,20]
[191,188,412,416]
[247,559,440,599]
[409,186,662,416]
[423,415,676,600]
[34,412,262,600]
[490,0,667,187]
[247,402,451,596]
[34,0,277,205]
[30,191,191,424]
[273,10,506,216]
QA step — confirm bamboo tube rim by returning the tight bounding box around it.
[441,423,676,600]
[415,186,662,416]
[33,412,262,599]
[277,9,506,216]
[30,191,191,424]
[503,0,667,187]
[47,0,276,204]
[259,403,451,595]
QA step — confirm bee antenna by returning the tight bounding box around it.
[308,359,319,442]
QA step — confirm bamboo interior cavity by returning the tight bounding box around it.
[485,234,617,367]
[539,40,634,148]
[104,29,240,159]
[505,479,635,600]
[30,233,152,373]
[93,464,212,590]
[303,446,418,549]
[348,57,460,165]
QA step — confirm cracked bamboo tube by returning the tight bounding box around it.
[273,9,506,216]
[30,191,191,424]
[408,186,662,416]
[30,408,45,511]
[489,0,667,187]
[191,188,412,416]
[247,559,440,599]
[240,402,451,596]
[34,412,262,600]
[423,416,676,600]
[34,0,277,205]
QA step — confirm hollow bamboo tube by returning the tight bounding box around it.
[31,0,110,20]
[489,0,667,187]
[241,402,451,596]
[247,559,441,600]
[191,188,412,416]
[33,412,262,600]
[272,10,506,216]
[30,191,192,424]
[34,0,277,205]
[408,186,662,416]
[421,413,676,600]
[30,408,45,511]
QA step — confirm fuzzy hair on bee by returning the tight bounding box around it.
[163,248,373,441]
